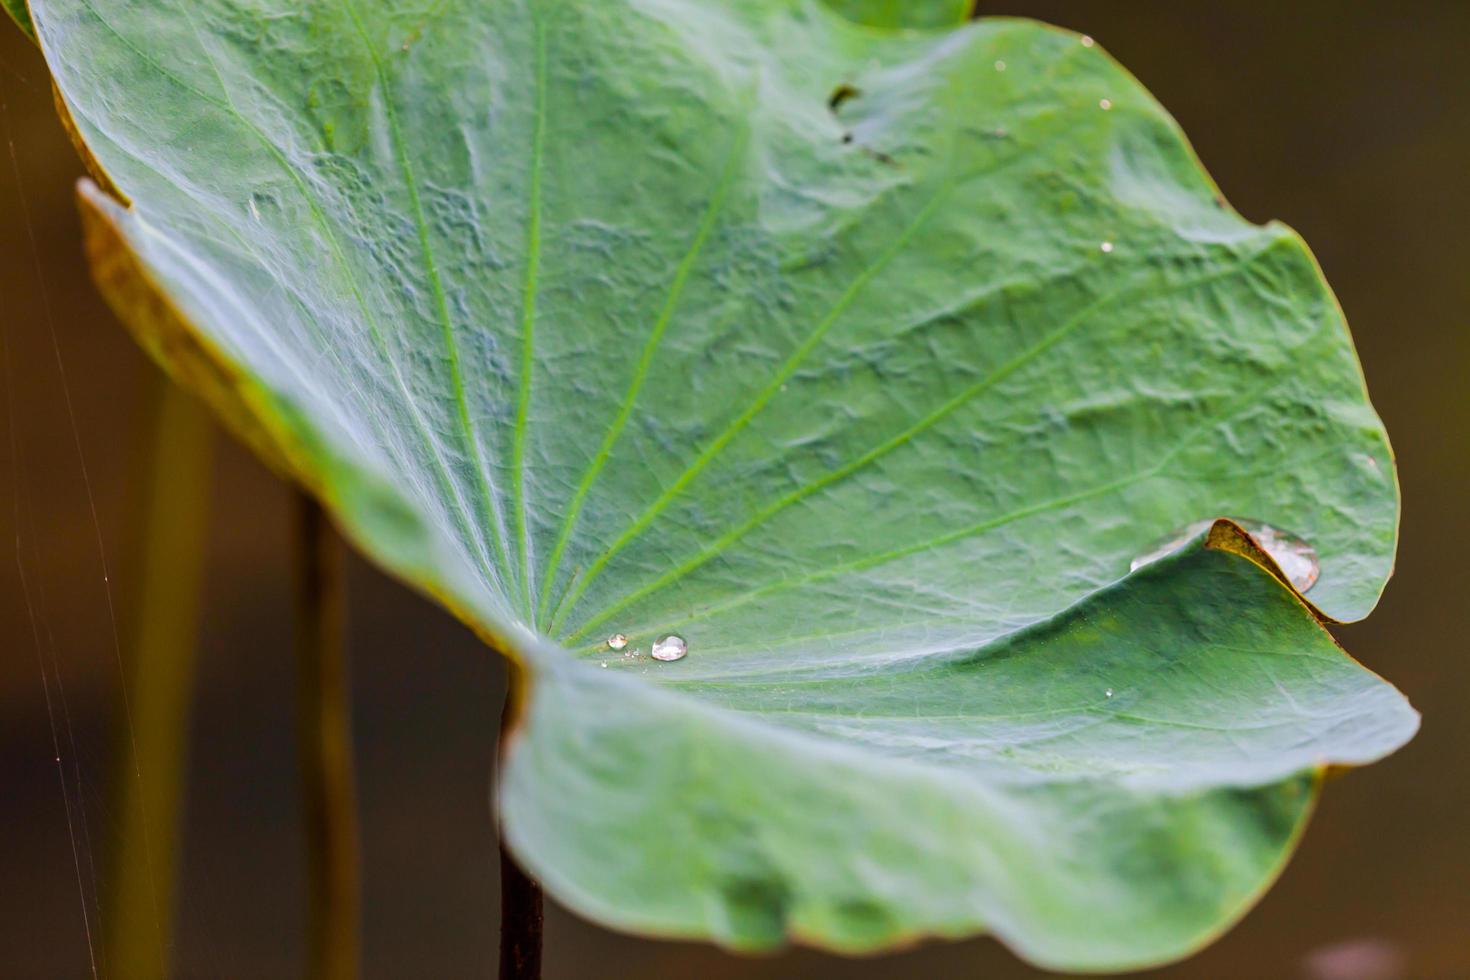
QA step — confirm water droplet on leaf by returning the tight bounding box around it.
[651,634,687,662]
[994,60,1006,72]
[1238,520,1320,593]
[607,633,628,651]
[1357,453,1382,476]
[1099,98,1112,111]
[1100,241,1114,253]
[1081,35,1095,47]
[1105,688,1114,698]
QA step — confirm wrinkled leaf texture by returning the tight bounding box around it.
[13,0,1415,970]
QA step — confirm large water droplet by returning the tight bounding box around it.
[606,633,628,651]
[1130,518,1320,593]
[1239,520,1320,593]
[650,634,687,662]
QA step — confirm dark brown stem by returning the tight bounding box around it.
[498,664,543,980]
[498,835,544,979]
[293,492,360,980]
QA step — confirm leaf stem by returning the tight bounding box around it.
[293,491,360,980]
[498,835,544,979]
[498,664,542,980]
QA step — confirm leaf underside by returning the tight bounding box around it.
[25,0,1414,970]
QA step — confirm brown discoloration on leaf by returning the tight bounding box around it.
[828,83,860,111]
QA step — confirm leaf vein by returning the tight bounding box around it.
[549,180,958,633]
[534,126,747,628]
[336,0,517,599]
[95,0,506,590]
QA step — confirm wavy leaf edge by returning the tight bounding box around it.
[26,2,1416,970]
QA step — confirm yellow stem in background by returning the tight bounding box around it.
[107,378,214,980]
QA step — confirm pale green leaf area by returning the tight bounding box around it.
[26,0,1414,969]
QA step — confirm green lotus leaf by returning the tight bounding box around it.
[24,0,1414,970]
[822,0,974,30]
[2,0,34,39]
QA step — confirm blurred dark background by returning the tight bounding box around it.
[1,3,1465,977]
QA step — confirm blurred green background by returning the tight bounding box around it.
[1,3,1465,977]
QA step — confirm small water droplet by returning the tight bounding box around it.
[994,60,1006,72]
[1100,241,1114,253]
[1099,98,1112,111]
[599,661,608,668]
[607,633,628,651]
[1130,518,1320,593]
[1353,452,1383,477]
[1105,688,1114,698]
[1080,35,1095,47]
[650,634,687,662]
